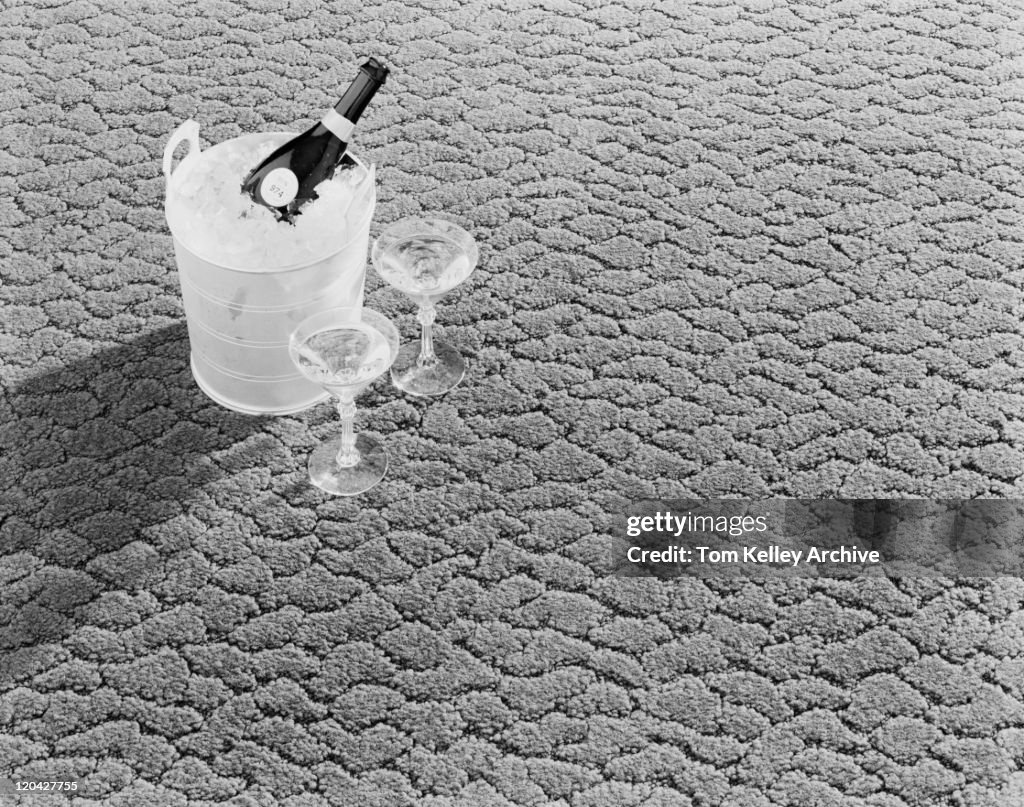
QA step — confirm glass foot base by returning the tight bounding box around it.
[391,339,465,397]
[308,432,388,496]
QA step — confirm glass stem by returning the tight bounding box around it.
[335,396,359,468]
[418,301,437,367]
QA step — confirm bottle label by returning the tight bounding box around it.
[322,109,355,141]
[259,168,299,207]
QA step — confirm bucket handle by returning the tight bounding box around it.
[163,119,201,183]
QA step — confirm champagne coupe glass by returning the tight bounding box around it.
[371,217,479,396]
[289,306,400,495]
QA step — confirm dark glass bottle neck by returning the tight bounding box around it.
[333,71,383,125]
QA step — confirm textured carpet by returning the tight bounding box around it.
[2,0,1024,805]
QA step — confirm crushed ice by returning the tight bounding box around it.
[166,133,373,270]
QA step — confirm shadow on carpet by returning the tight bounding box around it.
[1,323,273,664]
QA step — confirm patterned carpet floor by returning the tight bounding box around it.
[2,0,1024,804]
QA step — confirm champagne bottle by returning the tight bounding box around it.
[241,57,389,222]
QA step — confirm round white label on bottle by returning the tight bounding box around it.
[259,168,299,207]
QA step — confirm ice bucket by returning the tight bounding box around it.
[162,120,376,415]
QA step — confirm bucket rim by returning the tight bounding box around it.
[166,133,375,275]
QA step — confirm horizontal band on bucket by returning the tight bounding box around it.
[184,310,293,348]
[190,355,329,416]
[176,260,367,312]
[192,346,307,382]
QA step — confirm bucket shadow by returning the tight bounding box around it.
[0,323,270,668]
